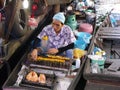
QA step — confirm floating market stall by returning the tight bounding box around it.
[2,0,96,90]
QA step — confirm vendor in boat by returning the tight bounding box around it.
[30,12,76,60]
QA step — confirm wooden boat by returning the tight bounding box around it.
[84,13,120,90]
[2,1,96,90]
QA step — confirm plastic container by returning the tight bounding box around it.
[75,58,81,69]
[78,23,93,33]
[91,63,101,73]
[91,59,105,69]
[41,36,48,53]
[65,14,77,30]
[88,55,105,69]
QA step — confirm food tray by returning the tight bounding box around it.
[20,70,56,90]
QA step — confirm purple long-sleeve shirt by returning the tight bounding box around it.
[37,24,76,49]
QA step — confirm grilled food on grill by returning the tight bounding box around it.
[37,56,65,63]
[37,55,70,63]
[47,55,70,60]
[26,71,38,82]
[38,74,46,84]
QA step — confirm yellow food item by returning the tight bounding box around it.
[42,36,48,40]
[96,51,106,56]
[47,55,70,60]
[73,48,87,59]
[37,56,65,63]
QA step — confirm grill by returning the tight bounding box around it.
[27,55,72,72]
[18,55,72,89]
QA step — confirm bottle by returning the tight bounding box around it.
[91,63,101,73]
[75,58,81,69]
[109,15,118,27]
[41,36,48,53]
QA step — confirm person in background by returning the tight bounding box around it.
[30,12,76,60]
[86,0,94,8]
[76,0,86,11]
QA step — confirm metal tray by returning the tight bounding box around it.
[20,70,56,90]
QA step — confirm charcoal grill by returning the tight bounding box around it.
[27,55,72,73]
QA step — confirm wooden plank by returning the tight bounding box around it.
[99,36,120,39]
[85,80,120,90]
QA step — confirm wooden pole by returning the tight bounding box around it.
[5,0,19,43]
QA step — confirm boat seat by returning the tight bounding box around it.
[98,27,120,39]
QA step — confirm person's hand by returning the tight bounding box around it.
[47,48,59,54]
[30,49,38,60]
